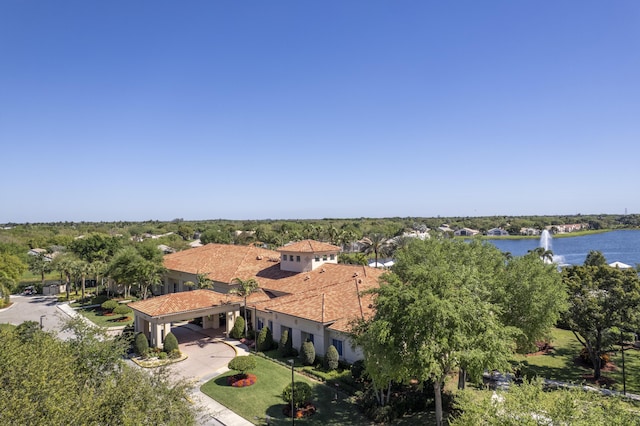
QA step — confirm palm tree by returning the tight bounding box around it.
[53,253,77,300]
[230,277,259,338]
[528,247,554,263]
[361,234,390,266]
[27,252,52,287]
[185,272,213,289]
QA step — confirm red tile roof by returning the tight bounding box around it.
[277,240,341,253]
[163,244,283,285]
[128,288,272,317]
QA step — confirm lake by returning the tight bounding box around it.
[486,230,640,267]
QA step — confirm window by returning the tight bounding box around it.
[308,334,314,343]
[296,255,300,262]
[268,320,273,331]
[282,255,287,261]
[330,254,335,260]
[332,338,343,357]
[322,255,328,261]
[257,318,264,330]
[289,255,294,261]
[314,256,320,262]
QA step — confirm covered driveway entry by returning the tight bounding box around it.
[128,289,241,348]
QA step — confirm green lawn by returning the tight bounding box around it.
[200,355,371,425]
[512,328,640,394]
[77,307,133,328]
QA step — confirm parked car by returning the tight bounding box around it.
[23,286,36,295]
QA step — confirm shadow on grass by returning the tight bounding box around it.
[519,347,590,384]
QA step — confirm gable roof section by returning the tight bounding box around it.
[254,264,383,332]
[128,288,271,317]
[163,243,282,284]
[277,240,341,253]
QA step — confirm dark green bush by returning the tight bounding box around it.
[351,359,365,381]
[169,349,181,359]
[278,329,289,357]
[230,316,245,339]
[91,295,109,305]
[134,332,149,357]
[257,326,274,352]
[113,305,132,317]
[163,332,179,354]
[325,345,339,370]
[282,382,312,408]
[228,356,257,375]
[300,340,316,366]
[101,300,118,312]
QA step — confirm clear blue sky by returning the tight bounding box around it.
[2,1,639,223]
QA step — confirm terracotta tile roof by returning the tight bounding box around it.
[129,289,232,317]
[277,240,341,253]
[163,244,282,285]
[253,264,384,332]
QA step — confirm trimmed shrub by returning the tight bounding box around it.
[325,345,339,371]
[92,295,109,305]
[134,332,149,357]
[282,382,312,408]
[279,329,291,357]
[230,316,245,339]
[113,305,132,317]
[163,332,179,354]
[257,326,274,352]
[168,349,181,359]
[101,300,119,312]
[228,356,257,375]
[300,340,316,366]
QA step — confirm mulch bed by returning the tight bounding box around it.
[283,402,316,418]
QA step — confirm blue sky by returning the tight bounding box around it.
[2,1,639,223]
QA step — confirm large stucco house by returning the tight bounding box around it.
[128,240,383,364]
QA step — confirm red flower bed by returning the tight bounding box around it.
[227,373,257,387]
[283,402,316,418]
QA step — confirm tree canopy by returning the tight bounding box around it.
[354,238,566,425]
[562,256,640,379]
[0,318,196,425]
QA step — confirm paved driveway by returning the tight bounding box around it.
[169,324,237,382]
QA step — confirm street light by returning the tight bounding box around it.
[288,359,295,424]
[40,315,46,330]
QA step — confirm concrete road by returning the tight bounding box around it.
[0,294,73,338]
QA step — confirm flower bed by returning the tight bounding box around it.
[283,402,316,418]
[227,373,258,387]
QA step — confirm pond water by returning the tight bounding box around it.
[486,230,640,267]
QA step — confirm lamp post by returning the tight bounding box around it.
[40,315,46,330]
[288,359,295,424]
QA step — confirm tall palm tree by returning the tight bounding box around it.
[361,234,390,267]
[53,253,77,300]
[230,277,259,337]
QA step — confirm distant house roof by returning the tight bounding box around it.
[277,240,341,253]
[454,228,480,236]
[609,261,632,269]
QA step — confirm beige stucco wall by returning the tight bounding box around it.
[279,250,339,273]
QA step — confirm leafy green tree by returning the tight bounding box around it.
[53,252,78,299]
[584,250,607,266]
[230,277,259,337]
[358,239,518,426]
[0,320,196,425]
[282,382,312,410]
[27,252,52,287]
[562,264,640,379]
[451,379,640,425]
[496,252,567,352]
[0,252,27,284]
[69,233,122,263]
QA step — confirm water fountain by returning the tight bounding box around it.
[539,230,565,264]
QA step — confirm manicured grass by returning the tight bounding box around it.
[201,355,371,425]
[512,328,640,394]
[77,307,133,328]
